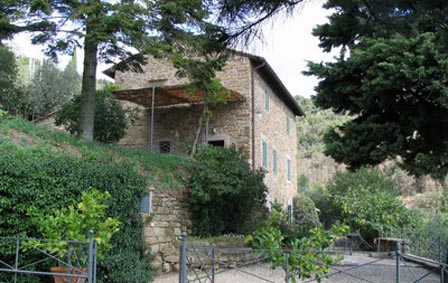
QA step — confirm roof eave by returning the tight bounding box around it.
[248,55,304,116]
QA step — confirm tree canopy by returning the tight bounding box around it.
[55,86,139,143]
[0,45,27,115]
[295,95,350,158]
[306,0,448,179]
[1,0,304,141]
[28,56,81,118]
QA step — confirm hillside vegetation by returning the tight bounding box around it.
[295,96,443,198]
[295,97,448,259]
[0,117,190,283]
[0,117,189,191]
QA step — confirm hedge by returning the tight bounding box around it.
[0,137,153,283]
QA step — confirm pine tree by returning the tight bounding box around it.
[306,0,448,179]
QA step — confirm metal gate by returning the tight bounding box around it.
[178,233,448,283]
[0,231,97,283]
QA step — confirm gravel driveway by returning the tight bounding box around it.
[154,253,442,283]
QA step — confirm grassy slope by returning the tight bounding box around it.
[0,117,190,191]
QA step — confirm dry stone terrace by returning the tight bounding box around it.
[144,190,191,272]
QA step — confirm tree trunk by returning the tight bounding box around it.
[78,18,98,141]
[191,104,207,157]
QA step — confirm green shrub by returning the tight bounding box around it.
[409,215,448,262]
[245,203,348,282]
[293,193,320,229]
[400,190,448,262]
[327,167,419,245]
[188,146,267,236]
[0,108,7,118]
[55,86,138,143]
[28,189,120,263]
[0,139,153,283]
[304,183,341,229]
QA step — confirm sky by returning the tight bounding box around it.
[9,0,337,98]
[247,0,337,98]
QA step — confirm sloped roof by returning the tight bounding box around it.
[231,50,303,116]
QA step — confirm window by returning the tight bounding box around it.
[139,190,153,214]
[208,140,225,147]
[273,150,278,175]
[262,140,268,169]
[264,91,270,112]
[159,141,171,153]
[287,158,292,181]
[286,116,291,135]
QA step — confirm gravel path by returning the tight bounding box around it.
[154,254,442,283]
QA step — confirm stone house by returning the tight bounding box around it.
[104,50,303,206]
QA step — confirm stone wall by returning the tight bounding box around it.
[144,189,191,272]
[252,70,298,207]
[119,100,251,156]
[115,54,253,158]
[115,54,251,98]
[115,52,299,207]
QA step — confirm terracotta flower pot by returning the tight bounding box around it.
[49,266,88,283]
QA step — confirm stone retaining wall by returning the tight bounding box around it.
[144,189,192,271]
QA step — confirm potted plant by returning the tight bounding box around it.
[28,189,120,283]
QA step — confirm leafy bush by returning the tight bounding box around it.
[0,135,153,283]
[28,189,120,263]
[188,146,268,236]
[293,193,320,229]
[0,108,7,118]
[245,203,348,283]
[55,86,138,143]
[397,190,448,262]
[303,183,341,229]
[327,167,419,245]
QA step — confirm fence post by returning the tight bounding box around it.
[287,205,292,228]
[396,242,401,283]
[179,233,187,283]
[211,245,215,283]
[285,251,290,283]
[93,240,97,283]
[14,238,19,283]
[88,230,94,283]
[440,264,445,283]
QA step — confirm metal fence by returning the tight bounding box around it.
[178,233,447,283]
[0,231,97,283]
[386,229,448,264]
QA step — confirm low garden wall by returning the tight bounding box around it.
[144,189,192,272]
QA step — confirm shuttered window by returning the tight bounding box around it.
[264,91,270,112]
[287,158,292,181]
[262,140,268,169]
[273,150,278,175]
